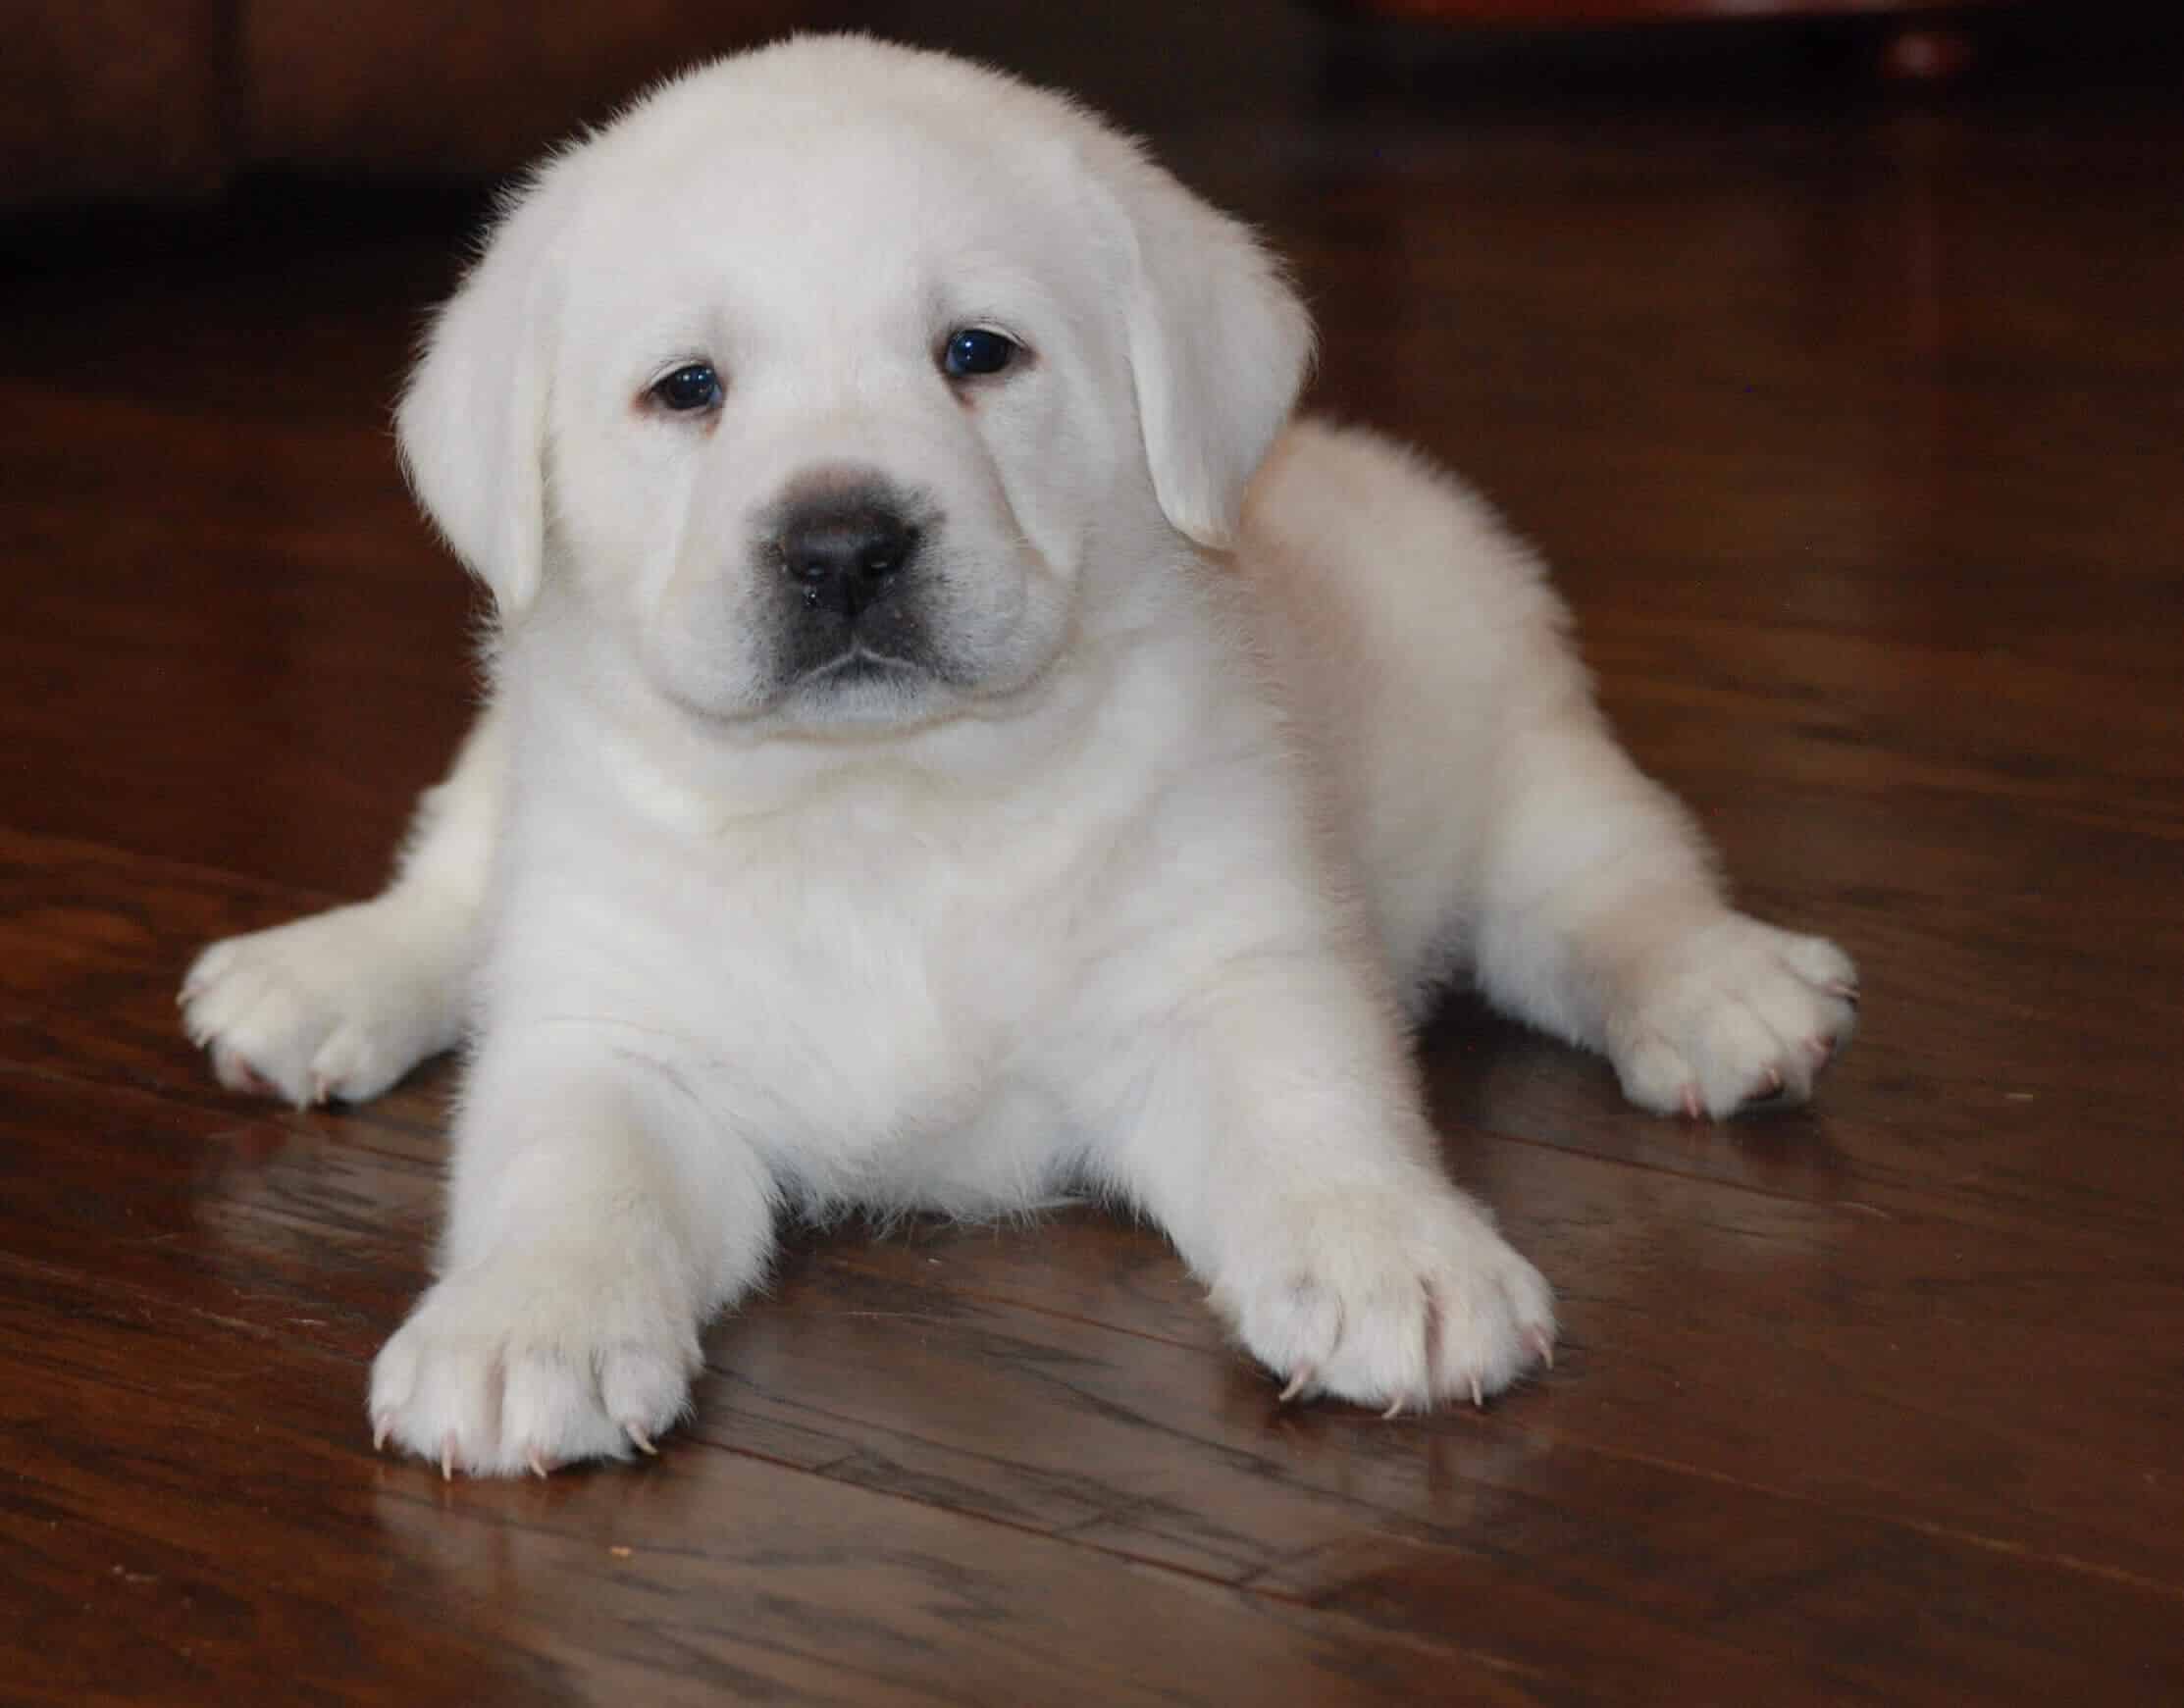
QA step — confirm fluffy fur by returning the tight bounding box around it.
[181,36,1856,1476]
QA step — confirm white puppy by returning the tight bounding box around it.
[182,35,1856,1476]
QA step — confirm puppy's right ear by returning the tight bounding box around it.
[395,162,575,621]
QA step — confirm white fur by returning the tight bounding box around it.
[181,36,1854,1475]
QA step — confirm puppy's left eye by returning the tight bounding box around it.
[941,328,1018,380]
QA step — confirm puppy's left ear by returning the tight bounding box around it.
[1106,154,1315,549]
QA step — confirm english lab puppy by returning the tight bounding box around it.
[182,36,1858,1475]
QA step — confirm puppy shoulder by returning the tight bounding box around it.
[1240,413,1568,639]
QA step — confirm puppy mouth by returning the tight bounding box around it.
[801,644,927,686]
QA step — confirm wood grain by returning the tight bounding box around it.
[5,40,2183,1707]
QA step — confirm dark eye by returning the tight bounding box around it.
[941,328,1017,380]
[650,363,722,412]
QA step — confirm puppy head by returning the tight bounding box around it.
[396,36,1313,732]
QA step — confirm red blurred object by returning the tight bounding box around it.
[1881,23,1980,79]
[1338,0,2000,85]
[1350,0,1996,16]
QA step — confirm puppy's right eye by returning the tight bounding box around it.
[650,363,722,413]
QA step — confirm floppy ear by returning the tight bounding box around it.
[1108,155,1316,549]
[395,161,575,620]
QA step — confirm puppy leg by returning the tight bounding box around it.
[1096,960,1554,1412]
[369,1037,774,1475]
[1470,705,1858,1119]
[181,701,506,1105]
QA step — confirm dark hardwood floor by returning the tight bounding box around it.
[5,55,2183,1708]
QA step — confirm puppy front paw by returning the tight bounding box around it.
[1608,912,1858,1120]
[1217,1188,1555,1415]
[181,901,463,1107]
[369,1248,702,1477]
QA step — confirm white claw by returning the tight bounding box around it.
[1277,1367,1314,1405]
[371,1414,390,1453]
[1382,1398,1404,1421]
[1470,1375,1484,1409]
[624,1423,658,1458]
[440,1434,456,1481]
[528,1448,549,1480]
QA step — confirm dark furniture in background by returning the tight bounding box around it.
[0,0,803,209]
[0,0,2071,212]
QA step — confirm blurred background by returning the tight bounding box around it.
[5,1,2182,225]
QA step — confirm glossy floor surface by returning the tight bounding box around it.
[4,53,2181,1708]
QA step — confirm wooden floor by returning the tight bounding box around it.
[6,53,2183,1708]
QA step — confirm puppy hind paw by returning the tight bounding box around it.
[181,901,462,1107]
[1610,913,1858,1120]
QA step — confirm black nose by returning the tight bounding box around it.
[775,499,918,620]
